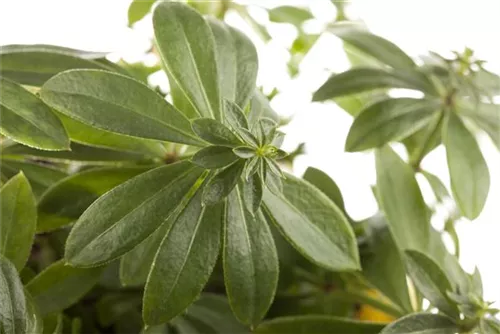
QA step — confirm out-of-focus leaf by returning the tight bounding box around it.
[481,318,500,334]
[248,90,279,126]
[458,101,500,150]
[421,170,450,202]
[128,0,156,26]
[380,313,458,334]
[268,6,313,27]
[96,293,142,327]
[302,167,346,214]
[0,172,36,271]
[42,313,63,334]
[333,91,387,117]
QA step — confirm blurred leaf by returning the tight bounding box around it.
[458,101,500,150]
[473,69,500,96]
[40,70,203,146]
[404,250,459,317]
[330,24,416,70]
[0,44,123,86]
[96,293,142,327]
[143,188,222,325]
[404,112,444,165]
[420,170,450,203]
[24,289,43,334]
[255,315,385,334]
[263,174,359,271]
[0,77,69,150]
[0,172,36,271]
[26,260,104,316]
[248,90,280,126]
[42,313,63,334]
[224,186,278,325]
[333,91,387,117]
[443,112,490,219]
[303,167,346,214]
[64,162,204,267]
[375,146,429,252]
[481,318,500,334]
[128,0,156,26]
[380,313,458,334]
[268,6,313,27]
[154,2,221,120]
[313,68,437,101]
[37,167,150,232]
[346,98,440,151]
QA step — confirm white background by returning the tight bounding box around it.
[1,0,499,305]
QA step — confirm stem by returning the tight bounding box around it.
[330,289,405,318]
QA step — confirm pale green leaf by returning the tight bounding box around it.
[128,0,156,26]
[0,77,69,150]
[380,313,458,334]
[458,102,500,150]
[0,255,29,334]
[481,318,500,334]
[420,170,450,203]
[248,90,279,126]
[268,6,313,26]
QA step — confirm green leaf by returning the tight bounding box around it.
[404,250,459,317]
[330,24,416,70]
[0,255,30,334]
[265,169,283,195]
[24,289,43,334]
[481,318,500,334]
[191,146,239,169]
[238,128,260,147]
[96,293,142,327]
[303,167,346,213]
[40,70,203,146]
[380,313,459,334]
[143,188,222,325]
[224,100,250,132]
[26,260,104,316]
[37,167,150,232]
[470,267,483,298]
[64,162,205,267]
[420,170,450,202]
[191,118,242,147]
[0,77,69,151]
[0,44,123,86]
[248,90,279,126]
[233,146,256,159]
[57,113,166,158]
[223,186,278,325]
[345,98,440,151]
[153,2,221,120]
[0,173,36,272]
[458,102,500,150]
[334,91,387,117]
[241,174,263,213]
[128,0,156,26]
[202,161,245,205]
[360,215,413,313]
[208,21,258,109]
[268,6,313,26]
[443,112,490,219]
[262,174,359,271]
[255,315,385,334]
[42,313,63,334]
[312,68,437,101]
[375,146,429,252]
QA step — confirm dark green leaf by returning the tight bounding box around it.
[255,315,385,334]
[0,172,36,271]
[192,118,242,147]
[263,174,359,271]
[0,44,122,86]
[40,70,203,146]
[330,24,416,70]
[224,186,278,325]
[443,112,490,219]
[153,2,221,120]
[268,6,313,26]
[375,146,429,252]
[24,289,43,334]
[42,313,63,334]
[241,174,263,213]
[303,167,346,213]
[143,189,222,325]
[233,146,256,159]
[128,0,156,26]
[37,167,149,232]
[313,68,437,101]
[0,77,69,151]
[96,293,142,327]
[26,260,104,316]
[404,250,459,317]
[191,146,239,169]
[380,313,458,334]
[208,21,258,109]
[345,98,440,151]
[65,162,204,267]
[223,100,250,131]
[203,161,245,205]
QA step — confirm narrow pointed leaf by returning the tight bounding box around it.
[37,167,149,232]
[345,98,440,151]
[203,161,245,205]
[244,156,260,180]
[233,146,256,159]
[303,167,345,213]
[375,146,429,252]
[263,174,359,271]
[223,100,250,131]
[313,68,437,101]
[0,77,69,151]
[238,127,260,147]
[191,146,239,169]
[421,170,450,202]
[265,171,283,195]
[224,186,278,325]
[380,313,459,334]
[191,118,242,147]
[143,191,222,325]
[26,260,104,316]
[255,315,385,334]
[153,2,221,120]
[404,250,459,317]
[0,172,36,271]
[0,255,29,334]
[40,70,203,146]
[444,112,490,219]
[65,162,204,267]
[241,174,263,213]
[330,24,416,70]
